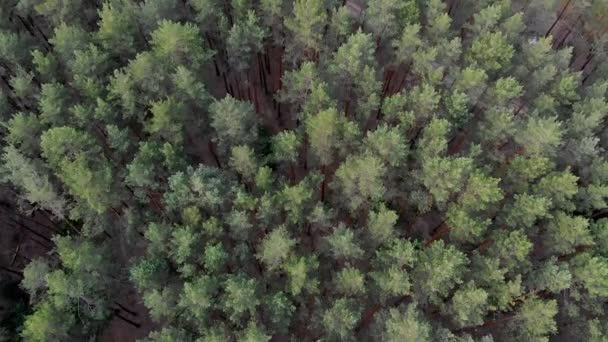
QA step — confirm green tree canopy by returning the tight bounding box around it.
[1,1,607,341]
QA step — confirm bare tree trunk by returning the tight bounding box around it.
[0,266,23,278]
[114,302,138,316]
[320,165,326,202]
[555,28,572,49]
[222,72,231,95]
[355,295,409,333]
[208,140,222,168]
[4,216,53,244]
[545,0,573,37]
[113,311,141,328]
[289,164,296,183]
[582,65,598,84]
[425,223,450,248]
[579,52,594,72]
[303,136,309,171]
[10,244,22,266]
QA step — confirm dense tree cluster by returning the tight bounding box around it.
[0,0,607,340]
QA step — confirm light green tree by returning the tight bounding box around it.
[257,226,295,271]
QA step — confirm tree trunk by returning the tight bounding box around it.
[10,244,22,266]
[355,295,409,333]
[114,302,138,316]
[27,15,51,49]
[113,310,141,328]
[5,216,53,244]
[555,28,572,49]
[0,205,58,234]
[208,140,222,168]
[545,0,573,37]
[290,164,296,183]
[303,136,309,171]
[222,72,231,95]
[425,223,450,248]
[579,52,594,73]
[0,266,23,278]
[320,165,326,202]
[383,69,394,96]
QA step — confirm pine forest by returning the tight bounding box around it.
[1,0,608,341]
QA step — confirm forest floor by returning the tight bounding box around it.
[100,291,157,342]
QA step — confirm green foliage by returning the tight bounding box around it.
[544,212,592,255]
[230,145,258,180]
[257,226,295,270]
[367,203,398,245]
[40,127,116,214]
[97,1,139,56]
[38,83,70,126]
[264,292,295,333]
[510,297,558,341]
[279,179,314,224]
[0,30,31,66]
[417,118,450,158]
[335,267,366,296]
[369,239,415,300]
[130,256,169,292]
[142,327,190,342]
[534,170,579,210]
[364,125,408,167]
[489,229,533,271]
[447,281,491,328]
[227,11,267,71]
[322,298,360,340]
[170,225,200,265]
[126,141,165,189]
[503,193,551,229]
[179,275,218,320]
[592,219,608,257]
[284,0,327,62]
[271,130,300,163]
[365,0,418,39]
[325,224,364,260]
[470,255,522,311]
[528,257,571,294]
[332,154,386,212]
[146,97,186,143]
[2,145,66,217]
[413,240,468,303]
[392,24,422,65]
[210,96,258,154]
[515,116,563,156]
[571,253,608,298]
[151,20,209,68]
[223,274,260,323]
[279,61,324,111]
[21,236,113,339]
[5,112,41,154]
[20,301,74,342]
[144,286,179,321]
[329,30,380,121]
[419,156,472,207]
[21,258,50,300]
[305,107,341,165]
[203,242,228,273]
[377,304,431,341]
[467,31,514,72]
[370,265,411,301]
[240,321,271,342]
[283,255,319,296]
[3,1,608,341]
[49,23,90,60]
